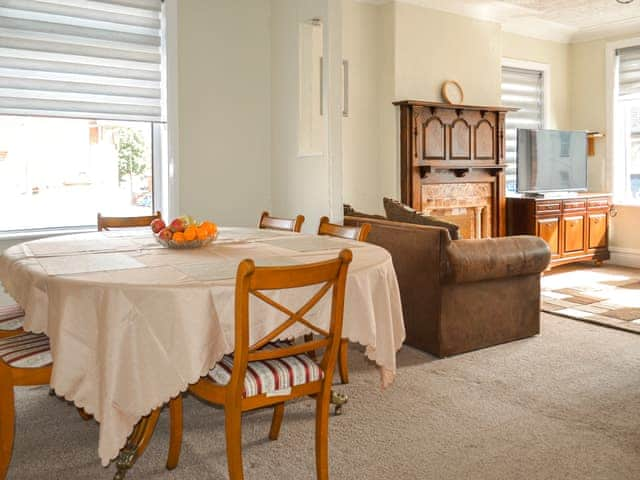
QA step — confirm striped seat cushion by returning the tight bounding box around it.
[0,332,52,369]
[208,343,324,398]
[0,304,25,332]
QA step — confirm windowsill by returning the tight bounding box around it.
[0,226,95,242]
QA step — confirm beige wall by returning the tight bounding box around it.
[270,0,343,233]
[394,4,502,105]
[342,0,383,213]
[570,39,607,193]
[177,0,272,227]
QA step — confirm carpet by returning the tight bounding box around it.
[6,313,640,480]
[542,265,640,334]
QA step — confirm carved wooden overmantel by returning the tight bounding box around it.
[393,100,517,237]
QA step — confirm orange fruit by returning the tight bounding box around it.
[172,231,185,243]
[183,226,197,241]
[201,221,217,236]
[196,226,209,240]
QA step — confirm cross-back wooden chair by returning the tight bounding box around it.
[258,211,305,233]
[315,216,371,385]
[97,211,162,231]
[167,250,352,480]
[0,304,25,339]
[0,331,52,478]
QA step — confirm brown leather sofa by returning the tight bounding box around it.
[345,215,551,357]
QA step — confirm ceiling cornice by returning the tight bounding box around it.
[354,0,640,44]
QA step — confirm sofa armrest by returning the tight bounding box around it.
[444,236,551,284]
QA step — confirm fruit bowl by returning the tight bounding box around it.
[155,232,217,249]
[150,216,218,249]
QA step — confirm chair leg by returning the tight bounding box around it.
[304,333,316,360]
[166,395,183,470]
[224,406,244,480]
[0,368,14,480]
[315,389,331,480]
[338,338,349,384]
[77,407,93,421]
[269,403,284,441]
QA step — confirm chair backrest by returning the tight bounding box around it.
[317,216,371,242]
[97,211,162,231]
[258,211,305,233]
[229,250,352,396]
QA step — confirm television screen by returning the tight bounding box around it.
[516,129,587,193]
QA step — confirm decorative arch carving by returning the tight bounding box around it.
[450,117,471,159]
[474,119,495,160]
[422,116,446,160]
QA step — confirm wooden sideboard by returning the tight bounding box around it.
[506,193,612,267]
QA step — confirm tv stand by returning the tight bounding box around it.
[506,193,612,268]
[524,191,581,199]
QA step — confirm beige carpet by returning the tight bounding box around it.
[542,264,640,334]
[7,313,640,480]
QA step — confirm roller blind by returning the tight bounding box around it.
[617,46,640,100]
[501,66,544,192]
[0,0,164,122]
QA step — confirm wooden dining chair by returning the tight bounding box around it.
[97,211,162,231]
[258,211,305,233]
[0,304,25,339]
[315,216,371,386]
[0,332,52,479]
[317,216,371,242]
[167,250,352,480]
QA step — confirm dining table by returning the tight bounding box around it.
[0,226,405,477]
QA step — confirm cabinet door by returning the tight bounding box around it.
[537,217,560,256]
[563,215,585,253]
[588,213,608,249]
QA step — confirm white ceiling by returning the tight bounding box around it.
[370,0,640,43]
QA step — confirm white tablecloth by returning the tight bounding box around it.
[0,227,405,465]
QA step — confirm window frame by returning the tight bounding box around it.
[0,0,179,240]
[500,58,551,194]
[606,36,640,206]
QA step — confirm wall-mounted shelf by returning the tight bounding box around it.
[586,131,604,157]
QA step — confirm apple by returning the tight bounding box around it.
[169,218,186,233]
[158,228,173,241]
[150,218,166,234]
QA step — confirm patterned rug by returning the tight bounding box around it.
[541,265,640,334]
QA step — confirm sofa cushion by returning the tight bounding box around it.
[343,204,386,220]
[383,198,460,240]
[208,342,324,398]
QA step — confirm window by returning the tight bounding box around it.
[0,0,166,234]
[614,46,640,203]
[501,65,545,193]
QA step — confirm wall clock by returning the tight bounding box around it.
[441,80,464,105]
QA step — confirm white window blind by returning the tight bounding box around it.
[501,66,544,192]
[0,0,164,122]
[617,46,640,100]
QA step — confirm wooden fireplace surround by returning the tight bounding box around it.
[394,100,517,237]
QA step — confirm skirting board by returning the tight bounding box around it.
[609,247,640,269]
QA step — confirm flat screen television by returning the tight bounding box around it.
[516,129,587,194]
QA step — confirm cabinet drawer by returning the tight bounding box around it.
[536,202,561,214]
[588,198,610,210]
[563,199,586,212]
